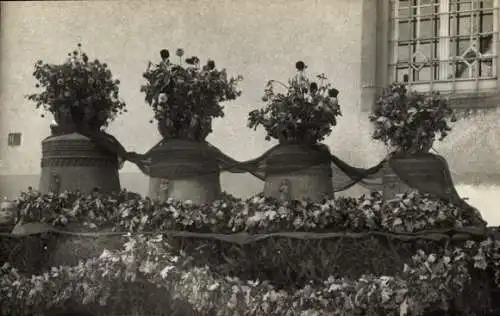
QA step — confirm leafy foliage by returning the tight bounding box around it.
[1,233,499,315]
[248,61,341,144]
[140,48,243,140]
[1,188,496,315]
[369,83,456,155]
[14,190,484,235]
[26,43,127,130]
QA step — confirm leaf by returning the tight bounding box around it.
[121,208,130,218]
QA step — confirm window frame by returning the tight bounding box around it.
[388,0,500,94]
[7,133,22,147]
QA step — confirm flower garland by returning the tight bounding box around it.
[369,83,456,155]
[248,61,341,144]
[1,233,498,316]
[13,190,484,234]
[26,43,127,131]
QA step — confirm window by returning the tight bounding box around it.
[7,133,22,147]
[390,0,498,92]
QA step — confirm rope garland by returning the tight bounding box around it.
[0,224,489,244]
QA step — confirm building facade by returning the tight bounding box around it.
[0,0,499,199]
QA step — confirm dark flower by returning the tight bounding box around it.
[82,54,89,63]
[73,50,78,56]
[206,60,216,70]
[77,43,82,47]
[310,82,318,93]
[176,48,185,57]
[185,56,200,65]
[328,88,339,98]
[295,61,306,71]
[160,49,170,61]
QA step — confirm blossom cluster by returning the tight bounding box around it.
[13,189,485,235]
[369,83,456,155]
[26,43,127,130]
[1,233,497,316]
[248,61,342,144]
[140,48,243,140]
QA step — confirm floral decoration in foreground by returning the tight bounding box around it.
[2,233,499,315]
[248,61,342,144]
[13,189,485,234]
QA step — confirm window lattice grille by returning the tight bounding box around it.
[390,0,498,86]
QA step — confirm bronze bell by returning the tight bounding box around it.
[159,178,170,201]
[50,172,61,194]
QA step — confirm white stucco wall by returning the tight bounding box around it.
[0,0,376,180]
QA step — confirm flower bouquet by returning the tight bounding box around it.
[141,48,243,141]
[369,83,456,155]
[26,43,127,135]
[248,61,342,144]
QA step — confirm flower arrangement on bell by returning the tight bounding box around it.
[141,48,243,141]
[26,43,127,135]
[247,61,342,144]
[369,83,457,155]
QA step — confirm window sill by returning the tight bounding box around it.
[404,79,500,109]
[447,90,500,109]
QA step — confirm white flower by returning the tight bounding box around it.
[403,264,410,273]
[207,282,220,291]
[247,280,259,287]
[160,265,175,279]
[443,256,451,265]
[301,310,320,316]
[381,288,392,303]
[328,284,342,292]
[427,253,436,263]
[248,211,265,224]
[265,210,277,221]
[158,93,168,103]
[393,218,403,226]
[99,249,113,260]
[216,210,224,219]
[293,217,304,228]
[139,260,158,274]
